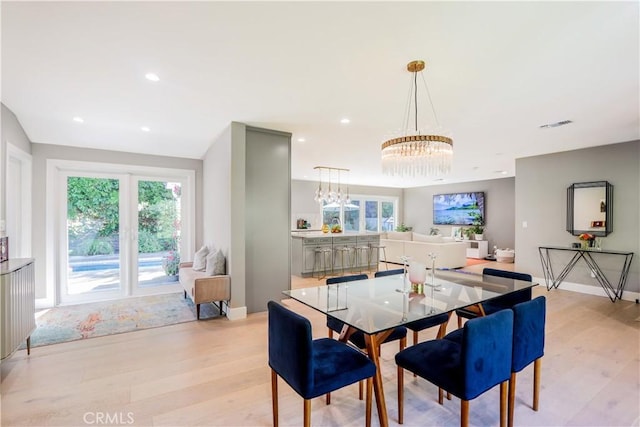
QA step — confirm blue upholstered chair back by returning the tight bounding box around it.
[462,309,514,400]
[482,268,532,308]
[326,274,368,285]
[326,274,368,333]
[374,268,405,278]
[268,301,314,397]
[512,296,546,373]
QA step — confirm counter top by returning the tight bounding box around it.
[291,231,381,239]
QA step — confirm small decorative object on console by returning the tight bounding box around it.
[0,237,8,263]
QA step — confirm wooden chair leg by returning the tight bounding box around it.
[366,377,373,427]
[328,328,333,339]
[196,303,200,320]
[326,392,331,405]
[397,366,404,424]
[438,387,444,405]
[412,330,418,346]
[533,358,541,411]
[500,381,508,427]
[447,391,451,400]
[303,399,311,427]
[457,315,463,329]
[508,372,516,427]
[359,380,363,400]
[461,400,469,427]
[271,369,278,427]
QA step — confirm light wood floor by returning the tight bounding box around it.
[2,262,639,426]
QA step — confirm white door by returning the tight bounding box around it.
[58,169,190,304]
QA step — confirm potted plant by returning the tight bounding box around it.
[162,250,180,279]
[396,223,413,232]
[468,212,485,240]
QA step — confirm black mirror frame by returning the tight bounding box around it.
[566,181,613,237]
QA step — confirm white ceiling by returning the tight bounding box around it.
[2,1,638,188]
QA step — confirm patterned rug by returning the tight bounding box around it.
[24,292,221,348]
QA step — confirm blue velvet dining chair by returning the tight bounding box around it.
[374,269,451,345]
[325,273,407,402]
[395,309,514,427]
[455,268,532,328]
[267,301,376,427]
[509,296,546,427]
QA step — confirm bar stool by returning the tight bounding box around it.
[333,246,354,276]
[368,243,388,272]
[353,245,371,273]
[312,247,333,279]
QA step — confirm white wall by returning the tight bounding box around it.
[1,103,32,225]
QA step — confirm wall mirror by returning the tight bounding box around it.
[566,181,613,237]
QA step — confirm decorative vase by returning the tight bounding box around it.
[581,241,589,249]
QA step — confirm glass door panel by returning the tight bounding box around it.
[381,201,395,231]
[65,176,123,300]
[365,201,378,231]
[344,201,360,232]
[136,180,182,290]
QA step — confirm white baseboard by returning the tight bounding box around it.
[533,276,639,302]
[226,304,247,320]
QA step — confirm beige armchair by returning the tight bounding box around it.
[179,262,231,319]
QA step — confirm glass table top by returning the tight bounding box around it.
[283,270,537,335]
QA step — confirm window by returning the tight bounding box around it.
[320,196,397,233]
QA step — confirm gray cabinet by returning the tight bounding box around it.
[291,234,380,277]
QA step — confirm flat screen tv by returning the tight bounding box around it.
[433,192,485,225]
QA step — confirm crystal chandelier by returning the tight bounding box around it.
[381,60,453,177]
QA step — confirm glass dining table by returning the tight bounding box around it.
[283,269,538,427]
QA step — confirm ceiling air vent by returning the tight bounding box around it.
[539,120,573,129]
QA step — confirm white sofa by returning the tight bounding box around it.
[380,231,467,269]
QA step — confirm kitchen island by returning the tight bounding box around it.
[291,231,381,277]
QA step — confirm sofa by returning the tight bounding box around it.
[179,261,231,319]
[380,231,467,269]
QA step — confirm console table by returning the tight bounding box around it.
[538,246,634,302]
[465,240,488,259]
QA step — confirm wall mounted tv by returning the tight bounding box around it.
[433,192,485,225]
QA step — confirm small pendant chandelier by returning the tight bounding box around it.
[381,60,453,178]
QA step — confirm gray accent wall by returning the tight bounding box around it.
[516,140,639,295]
[403,178,516,252]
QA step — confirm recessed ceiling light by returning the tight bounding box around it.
[494,170,508,175]
[73,117,84,123]
[297,138,306,143]
[434,178,445,182]
[539,120,572,129]
[340,118,350,124]
[145,73,160,82]
[141,126,150,132]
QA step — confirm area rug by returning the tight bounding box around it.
[23,292,220,348]
[465,257,491,267]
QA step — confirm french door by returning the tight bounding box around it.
[58,168,192,304]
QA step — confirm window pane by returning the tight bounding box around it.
[365,201,378,231]
[344,201,360,232]
[381,201,395,231]
[322,203,340,227]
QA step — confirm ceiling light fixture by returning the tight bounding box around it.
[340,118,350,124]
[141,126,150,132]
[539,120,572,129]
[381,60,453,177]
[145,73,160,82]
[313,166,357,208]
[73,117,84,123]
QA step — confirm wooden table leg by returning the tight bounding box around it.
[364,333,390,427]
[338,325,391,427]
